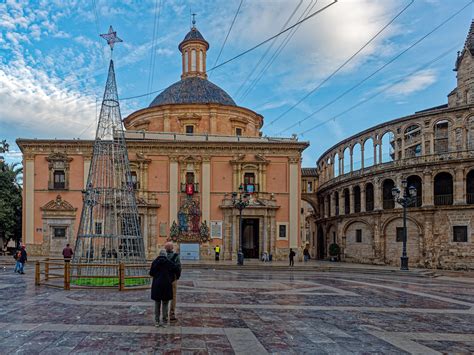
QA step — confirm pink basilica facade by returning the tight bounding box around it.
[17,25,308,261]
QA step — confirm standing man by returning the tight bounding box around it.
[165,241,181,322]
[214,245,220,261]
[62,243,74,262]
[289,248,295,267]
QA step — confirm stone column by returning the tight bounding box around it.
[361,185,366,212]
[423,170,433,206]
[340,156,344,175]
[350,151,354,172]
[454,167,465,205]
[378,143,383,164]
[289,158,299,248]
[202,157,211,222]
[263,213,268,253]
[349,189,355,214]
[361,146,365,170]
[374,179,382,211]
[24,157,35,245]
[324,195,329,218]
[163,109,170,132]
[339,191,345,216]
[169,157,179,230]
[373,143,377,165]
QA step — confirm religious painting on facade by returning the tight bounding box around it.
[170,198,210,243]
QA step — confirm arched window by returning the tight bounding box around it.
[184,51,188,73]
[364,138,374,167]
[199,50,203,72]
[344,188,350,214]
[382,179,395,209]
[365,183,374,211]
[343,147,350,174]
[406,175,422,207]
[244,172,256,193]
[353,185,361,213]
[381,131,395,163]
[334,191,339,216]
[467,170,474,204]
[334,153,339,177]
[467,116,474,150]
[434,120,449,154]
[191,49,196,71]
[352,143,362,171]
[434,172,453,205]
[404,124,422,158]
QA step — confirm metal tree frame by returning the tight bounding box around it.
[72,28,147,282]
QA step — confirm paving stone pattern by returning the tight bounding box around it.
[0,266,473,354]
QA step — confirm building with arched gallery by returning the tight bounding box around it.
[306,22,474,269]
[17,24,308,260]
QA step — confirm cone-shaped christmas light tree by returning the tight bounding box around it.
[72,27,147,284]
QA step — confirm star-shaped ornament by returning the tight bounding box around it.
[100,26,123,50]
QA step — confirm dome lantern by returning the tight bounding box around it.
[178,17,209,80]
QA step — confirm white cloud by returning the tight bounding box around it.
[385,69,437,96]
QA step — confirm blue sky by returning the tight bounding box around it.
[1,0,473,167]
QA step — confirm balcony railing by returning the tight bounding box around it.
[467,193,474,204]
[366,201,374,211]
[180,183,199,193]
[434,194,453,206]
[383,199,395,209]
[244,183,259,193]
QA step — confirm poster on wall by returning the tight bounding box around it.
[210,221,223,239]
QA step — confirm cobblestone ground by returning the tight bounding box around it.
[0,266,473,354]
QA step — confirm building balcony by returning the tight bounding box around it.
[244,183,259,194]
[434,194,453,206]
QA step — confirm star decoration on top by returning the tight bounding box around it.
[100,26,123,50]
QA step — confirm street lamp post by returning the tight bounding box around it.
[392,179,417,271]
[232,184,249,266]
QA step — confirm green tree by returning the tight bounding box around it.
[0,152,22,249]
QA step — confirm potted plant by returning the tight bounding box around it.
[328,243,340,262]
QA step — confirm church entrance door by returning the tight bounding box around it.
[242,218,259,259]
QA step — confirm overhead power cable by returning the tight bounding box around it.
[234,0,304,98]
[297,42,462,136]
[207,0,338,72]
[147,0,163,100]
[210,0,244,78]
[267,0,414,128]
[278,0,473,135]
[116,0,336,102]
[239,0,317,101]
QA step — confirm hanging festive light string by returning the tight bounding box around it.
[276,0,472,136]
[297,43,461,137]
[266,0,414,129]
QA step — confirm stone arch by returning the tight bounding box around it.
[434,171,453,205]
[467,169,474,204]
[433,119,451,154]
[334,152,340,177]
[382,178,395,209]
[342,219,375,262]
[382,215,423,266]
[406,174,422,207]
[465,114,474,150]
[352,143,362,171]
[380,131,395,163]
[343,147,351,174]
[363,137,375,167]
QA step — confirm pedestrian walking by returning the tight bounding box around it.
[149,249,177,327]
[214,245,220,261]
[13,248,22,273]
[165,241,181,321]
[289,248,295,267]
[62,243,74,262]
[303,246,310,262]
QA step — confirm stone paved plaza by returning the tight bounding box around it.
[0,265,473,354]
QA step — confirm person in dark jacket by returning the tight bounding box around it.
[149,249,176,327]
[62,244,74,262]
[18,245,27,274]
[289,248,295,267]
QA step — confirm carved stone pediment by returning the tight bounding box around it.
[230,153,269,165]
[229,116,248,125]
[179,155,202,163]
[41,195,77,212]
[45,152,72,168]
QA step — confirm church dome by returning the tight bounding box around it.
[149,77,236,107]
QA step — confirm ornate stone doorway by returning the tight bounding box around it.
[242,218,259,258]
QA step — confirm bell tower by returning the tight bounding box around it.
[179,15,210,80]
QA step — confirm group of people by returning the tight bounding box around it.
[149,241,182,327]
[288,245,311,266]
